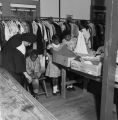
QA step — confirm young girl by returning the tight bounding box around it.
[62,31,77,51]
[26,50,42,98]
[45,34,61,95]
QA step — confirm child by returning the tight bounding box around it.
[26,50,42,98]
[62,31,77,51]
[45,34,61,95]
[62,32,77,91]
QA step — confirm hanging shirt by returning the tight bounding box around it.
[32,21,38,35]
[74,31,88,54]
[81,28,91,49]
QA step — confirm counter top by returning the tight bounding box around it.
[0,68,57,120]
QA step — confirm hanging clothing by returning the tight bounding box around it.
[43,21,54,39]
[52,22,62,40]
[63,21,71,34]
[71,23,79,38]
[32,21,38,35]
[82,28,91,49]
[26,21,33,34]
[74,31,88,54]
[0,22,5,48]
[36,25,44,55]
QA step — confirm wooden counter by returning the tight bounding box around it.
[60,65,101,98]
[0,68,58,120]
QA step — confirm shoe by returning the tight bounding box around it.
[52,90,60,96]
[67,87,76,91]
[53,93,57,96]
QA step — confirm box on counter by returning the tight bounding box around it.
[115,66,118,83]
[52,46,76,67]
[71,59,102,76]
[53,51,75,67]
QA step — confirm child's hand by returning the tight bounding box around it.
[47,44,53,49]
[34,72,41,78]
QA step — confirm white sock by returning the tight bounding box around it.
[67,85,73,88]
[53,85,58,93]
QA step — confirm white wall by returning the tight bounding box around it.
[61,0,91,20]
[40,0,91,20]
[40,0,59,17]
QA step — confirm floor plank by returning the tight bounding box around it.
[36,81,117,120]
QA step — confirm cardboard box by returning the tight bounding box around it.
[52,46,76,67]
[71,59,102,76]
[53,52,75,67]
[115,66,118,82]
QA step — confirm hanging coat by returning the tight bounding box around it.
[37,26,44,55]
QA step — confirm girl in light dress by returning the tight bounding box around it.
[45,34,62,95]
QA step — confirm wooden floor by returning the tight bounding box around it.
[36,81,117,120]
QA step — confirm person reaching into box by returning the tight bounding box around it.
[61,32,77,91]
[62,31,77,51]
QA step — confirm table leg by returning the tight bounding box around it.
[83,78,89,93]
[61,68,66,98]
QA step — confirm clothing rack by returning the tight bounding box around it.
[0,16,29,21]
[0,16,105,26]
[0,16,105,51]
[0,15,92,23]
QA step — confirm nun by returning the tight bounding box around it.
[2,33,36,86]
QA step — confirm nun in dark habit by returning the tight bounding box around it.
[2,33,36,86]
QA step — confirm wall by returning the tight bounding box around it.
[40,0,59,18]
[40,0,91,20]
[0,0,91,19]
[61,0,91,20]
[0,0,40,17]
[91,0,105,6]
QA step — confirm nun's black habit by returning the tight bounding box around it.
[2,33,36,86]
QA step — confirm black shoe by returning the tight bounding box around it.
[53,92,58,96]
[71,87,76,91]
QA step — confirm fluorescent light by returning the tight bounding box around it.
[0,3,2,6]
[11,8,36,12]
[10,4,36,9]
